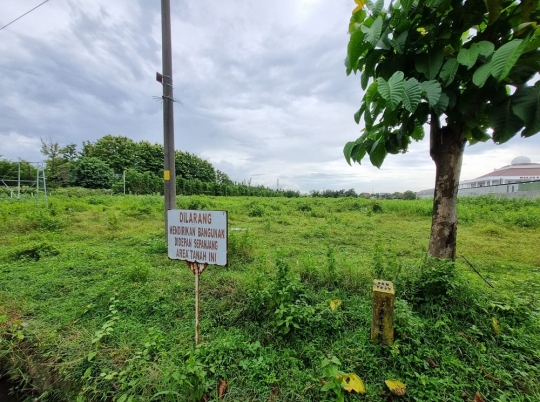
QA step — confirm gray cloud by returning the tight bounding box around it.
[1,0,539,194]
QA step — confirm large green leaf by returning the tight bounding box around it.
[434,93,449,116]
[361,70,369,90]
[415,49,444,80]
[490,98,524,144]
[512,86,540,137]
[371,0,385,16]
[345,55,352,76]
[351,142,367,163]
[485,0,502,25]
[476,41,495,57]
[369,137,388,168]
[365,49,384,77]
[421,80,442,108]
[491,39,526,82]
[354,104,365,124]
[391,30,408,54]
[377,71,405,111]
[364,104,375,129]
[457,44,479,70]
[472,61,492,88]
[403,78,422,113]
[439,59,459,87]
[361,16,383,46]
[365,81,379,104]
[344,141,356,165]
[347,30,367,73]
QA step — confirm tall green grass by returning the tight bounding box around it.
[0,194,539,401]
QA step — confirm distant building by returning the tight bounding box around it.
[417,156,540,199]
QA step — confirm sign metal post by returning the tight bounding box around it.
[167,210,228,344]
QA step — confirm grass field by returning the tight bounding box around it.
[1,191,539,401]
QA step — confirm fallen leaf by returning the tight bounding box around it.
[337,373,366,394]
[330,299,342,311]
[353,0,366,15]
[492,317,500,334]
[424,357,437,368]
[481,366,501,383]
[474,391,485,402]
[385,379,406,396]
[218,380,227,400]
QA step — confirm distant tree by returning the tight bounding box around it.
[343,0,540,259]
[216,169,233,186]
[40,138,77,186]
[403,190,417,200]
[136,141,164,174]
[69,157,114,189]
[345,188,358,197]
[82,135,138,175]
[175,151,216,183]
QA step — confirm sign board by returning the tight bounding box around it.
[167,210,228,266]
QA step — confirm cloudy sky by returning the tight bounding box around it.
[1,0,539,193]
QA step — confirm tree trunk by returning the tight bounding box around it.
[428,117,466,260]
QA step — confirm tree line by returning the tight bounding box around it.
[30,135,299,197]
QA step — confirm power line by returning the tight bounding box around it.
[0,0,51,31]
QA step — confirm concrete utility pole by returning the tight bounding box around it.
[161,0,176,235]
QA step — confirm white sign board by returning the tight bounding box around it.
[167,210,228,266]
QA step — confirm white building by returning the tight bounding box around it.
[417,156,540,198]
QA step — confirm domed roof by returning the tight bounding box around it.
[511,156,532,165]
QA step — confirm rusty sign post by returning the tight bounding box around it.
[167,210,228,344]
[371,279,395,346]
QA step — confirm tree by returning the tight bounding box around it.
[343,0,540,259]
[68,157,114,189]
[402,190,417,200]
[40,138,77,186]
[82,135,138,175]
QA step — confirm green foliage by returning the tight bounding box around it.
[344,0,540,167]
[1,195,540,401]
[82,135,138,175]
[69,157,114,189]
[320,356,347,402]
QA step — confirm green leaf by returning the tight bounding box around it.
[371,0,384,16]
[421,80,442,108]
[351,142,367,163]
[369,137,388,168]
[365,81,379,104]
[415,49,444,80]
[345,55,352,76]
[392,30,408,54]
[364,105,375,129]
[472,61,492,88]
[348,30,367,73]
[361,70,370,90]
[434,93,449,115]
[365,49,384,77]
[439,59,459,87]
[344,142,356,165]
[491,39,526,82]
[354,104,365,124]
[87,351,97,362]
[411,125,425,141]
[377,71,405,111]
[485,0,502,25]
[490,98,524,144]
[512,86,540,137]
[361,16,383,46]
[403,78,422,113]
[401,0,414,13]
[457,44,479,70]
[476,41,495,57]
